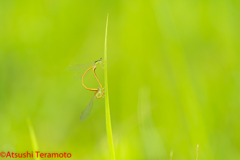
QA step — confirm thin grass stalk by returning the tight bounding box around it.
[27,117,40,160]
[104,13,115,160]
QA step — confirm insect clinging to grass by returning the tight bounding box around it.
[68,57,104,121]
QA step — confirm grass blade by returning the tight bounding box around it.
[196,144,199,160]
[170,151,173,160]
[27,117,40,160]
[104,13,115,160]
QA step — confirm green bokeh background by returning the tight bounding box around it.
[1,0,240,159]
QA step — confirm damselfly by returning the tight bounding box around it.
[68,58,104,121]
[79,87,103,121]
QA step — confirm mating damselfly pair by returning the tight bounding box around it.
[68,58,104,121]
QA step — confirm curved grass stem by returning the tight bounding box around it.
[104,13,116,160]
[27,117,40,160]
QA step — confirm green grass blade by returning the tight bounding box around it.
[104,13,116,160]
[196,144,199,160]
[169,151,173,160]
[27,117,40,160]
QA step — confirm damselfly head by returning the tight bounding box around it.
[96,87,102,98]
[93,58,105,69]
[94,58,103,65]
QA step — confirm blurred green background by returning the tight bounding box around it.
[0,0,240,159]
